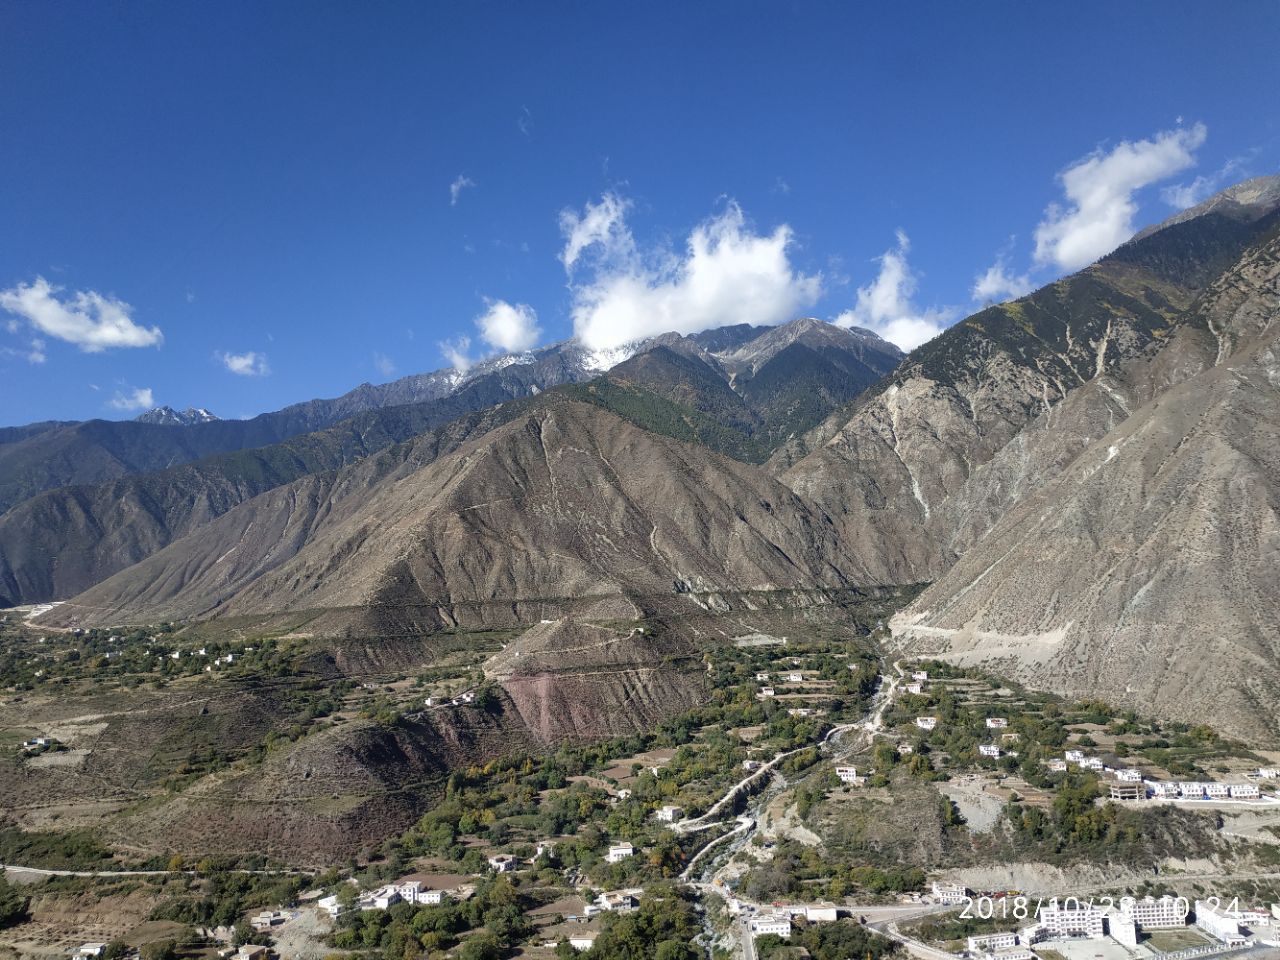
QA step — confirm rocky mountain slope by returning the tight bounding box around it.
[44,398,872,631]
[777,183,1280,586]
[134,405,220,425]
[0,319,895,607]
[891,225,1280,740]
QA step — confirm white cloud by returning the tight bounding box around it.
[833,231,955,351]
[972,253,1034,304]
[450,175,475,206]
[0,276,163,352]
[1033,123,1208,271]
[475,299,540,353]
[559,192,634,272]
[373,352,397,378]
[517,106,534,137]
[1161,154,1250,210]
[217,350,270,376]
[0,338,46,365]
[560,193,822,351]
[109,386,154,412]
[440,336,473,373]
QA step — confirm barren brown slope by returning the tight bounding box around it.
[776,189,1280,584]
[46,398,871,629]
[891,232,1280,742]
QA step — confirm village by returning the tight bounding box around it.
[9,619,1280,960]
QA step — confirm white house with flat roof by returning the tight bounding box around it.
[1196,900,1244,942]
[979,745,1001,758]
[916,716,937,731]
[931,881,968,905]
[985,718,1008,729]
[1122,895,1187,929]
[750,913,792,938]
[835,765,860,784]
[968,932,1018,953]
[606,842,634,863]
[1115,768,1143,781]
[911,671,929,681]
[656,804,684,822]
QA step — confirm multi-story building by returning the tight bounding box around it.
[749,913,793,938]
[1123,895,1186,929]
[1108,781,1145,801]
[1037,903,1106,939]
[931,881,968,905]
[1107,911,1139,947]
[1231,783,1261,799]
[967,932,1018,953]
[835,765,860,784]
[1115,768,1143,782]
[1195,901,1244,943]
[979,745,1001,758]
[985,718,1009,729]
[916,716,937,731]
[656,805,684,822]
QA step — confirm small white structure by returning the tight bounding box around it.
[1258,768,1280,779]
[906,682,924,695]
[75,946,107,959]
[985,718,1009,729]
[756,672,770,681]
[786,672,803,683]
[656,804,684,823]
[606,842,634,863]
[787,707,813,718]
[805,906,839,922]
[488,854,518,873]
[979,745,1001,758]
[916,716,937,731]
[1115,768,1143,782]
[568,934,598,951]
[835,765,860,784]
[1150,781,1180,798]
[742,760,762,771]
[318,894,344,917]
[1064,749,1085,763]
[1079,757,1104,771]
[749,913,792,938]
[911,670,929,681]
[759,687,776,698]
[1179,781,1208,799]
[1231,783,1261,799]
[899,743,914,755]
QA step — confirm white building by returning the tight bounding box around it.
[979,745,1001,758]
[1232,783,1261,799]
[1046,759,1068,772]
[899,743,914,755]
[1258,768,1280,779]
[1179,782,1208,799]
[657,805,684,823]
[911,671,929,681]
[1123,895,1187,929]
[1115,768,1143,782]
[749,913,792,938]
[906,683,924,695]
[968,932,1018,953]
[1206,783,1230,799]
[606,842,634,863]
[586,891,640,916]
[835,765,860,784]
[1064,750,1085,763]
[1037,902,1106,939]
[1196,900,1244,942]
[1150,781,1179,799]
[786,672,803,683]
[568,934,598,951]
[931,881,968,905]
[1108,911,1139,947]
[488,854,518,873]
[755,672,770,681]
[985,718,1009,729]
[759,687,776,698]
[916,716,937,731]
[75,946,106,959]
[787,708,813,718]
[1079,757,1104,771]
[742,760,762,771]
[805,906,839,922]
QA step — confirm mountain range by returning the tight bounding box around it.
[12,174,1280,741]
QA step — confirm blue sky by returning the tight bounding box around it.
[2,1,1278,425]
